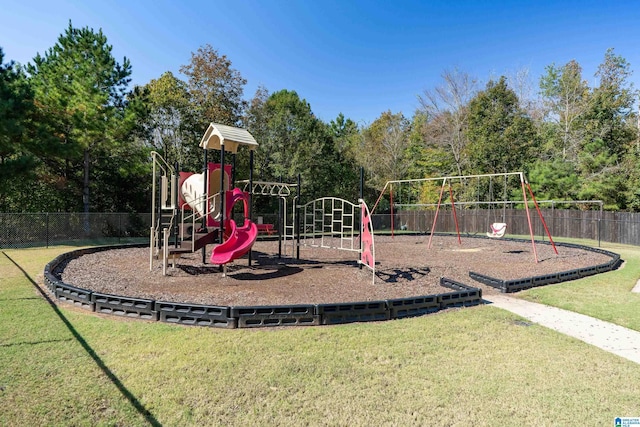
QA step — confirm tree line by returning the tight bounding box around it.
[1,22,638,213]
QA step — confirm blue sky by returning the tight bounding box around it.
[1,0,638,125]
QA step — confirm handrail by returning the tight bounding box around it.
[150,153,176,228]
[180,191,223,251]
[150,152,177,270]
[150,151,175,176]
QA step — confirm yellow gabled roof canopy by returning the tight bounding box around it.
[199,123,258,153]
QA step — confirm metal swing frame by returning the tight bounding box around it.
[373,172,558,263]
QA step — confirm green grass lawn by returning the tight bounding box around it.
[518,239,640,332]
[1,244,640,426]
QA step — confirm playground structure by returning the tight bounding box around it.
[371,172,558,263]
[149,123,261,275]
[39,123,628,329]
[45,232,621,327]
[149,123,375,280]
[45,131,623,328]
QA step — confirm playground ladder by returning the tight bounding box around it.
[150,152,178,271]
[281,196,296,257]
[302,198,358,252]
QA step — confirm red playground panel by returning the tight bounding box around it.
[256,224,276,235]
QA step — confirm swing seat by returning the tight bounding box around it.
[487,222,507,238]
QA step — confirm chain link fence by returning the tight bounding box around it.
[0,212,152,249]
[0,211,283,249]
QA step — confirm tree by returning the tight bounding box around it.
[539,60,590,161]
[507,67,544,122]
[465,76,538,174]
[244,89,339,200]
[417,68,477,175]
[180,44,247,127]
[622,149,640,211]
[528,158,579,201]
[27,22,131,212]
[141,71,201,170]
[243,86,271,179]
[358,111,412,190]
[0,47,36,211]
[328,113,361,200]
[578,49,637,209]
[90,87,153,213]
[248,89,304,180]
[405,111,453,180]
[587,48,636,158]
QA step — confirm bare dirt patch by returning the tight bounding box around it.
[61,235,613,306]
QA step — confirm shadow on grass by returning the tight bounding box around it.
[2,252,161,427]
[0,338,73,348]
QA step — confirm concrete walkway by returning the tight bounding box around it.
[486,294,640,365]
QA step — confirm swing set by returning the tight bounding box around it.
[484,174,508,238]
[371,172,558,263]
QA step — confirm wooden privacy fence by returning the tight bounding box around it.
[372,208,640,247]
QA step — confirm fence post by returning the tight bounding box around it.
[597,218,601,247]
[551,202,555,240]
[46,212,49,248]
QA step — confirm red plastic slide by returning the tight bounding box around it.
[210,189,258,265]
[210,219,257,265]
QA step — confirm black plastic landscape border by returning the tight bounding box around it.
[468,240,622,293]
[43,244,483,329]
